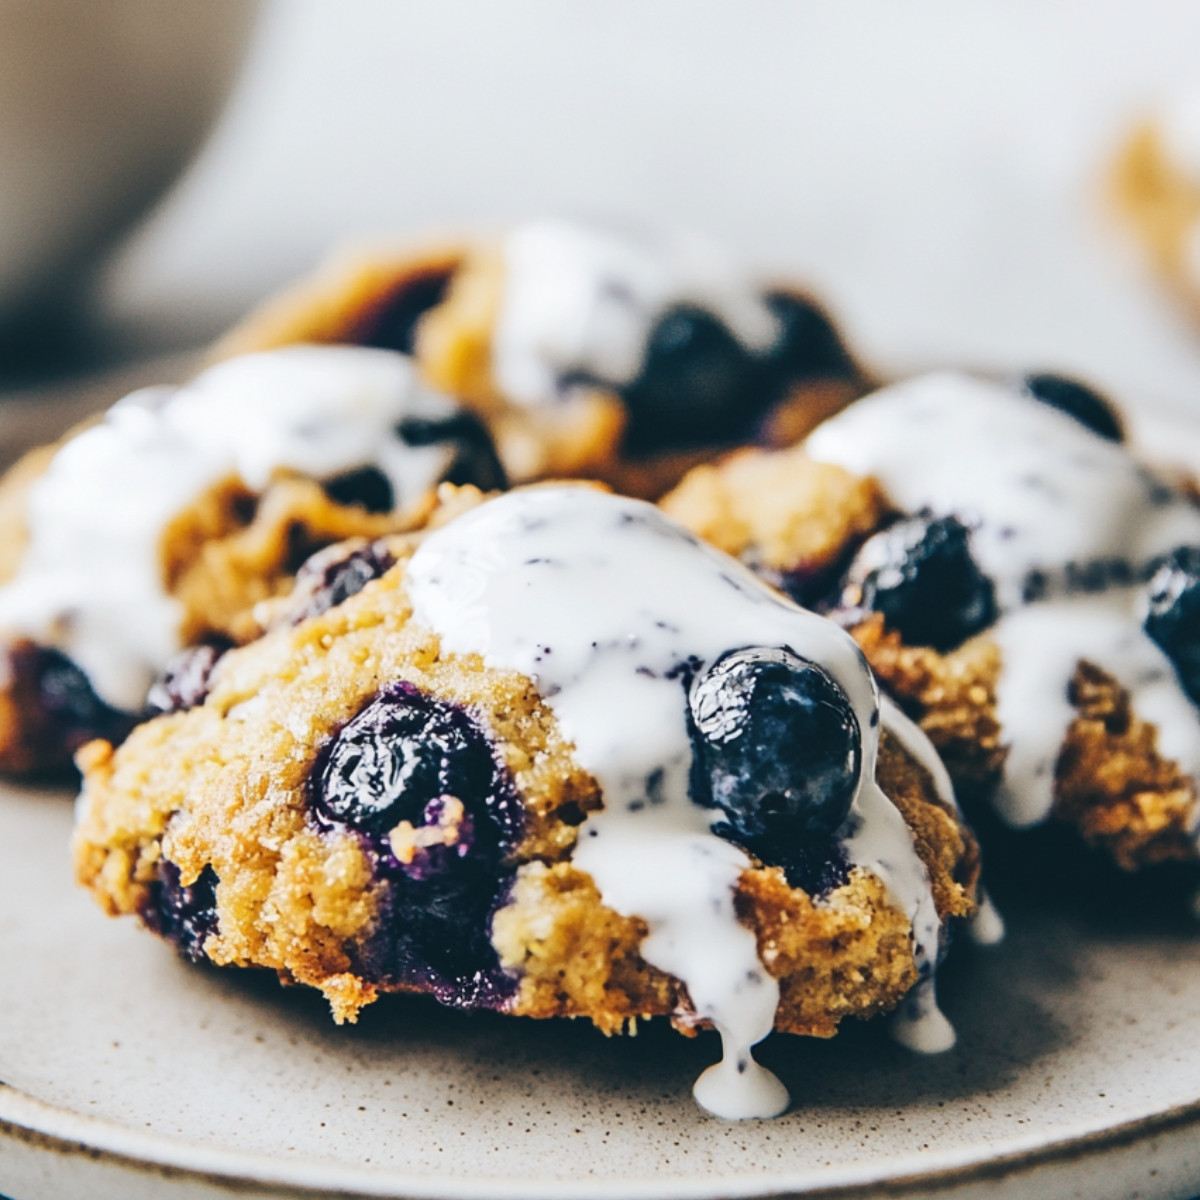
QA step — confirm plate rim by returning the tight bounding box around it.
[4,1078,1200,1200]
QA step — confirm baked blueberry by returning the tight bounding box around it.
[839,515,996,652]
[1021,372,1124,443]
[396,411,507,493]
[617,306,764,452]
[314,683,524,1005]
[287,539,397,624]
[763,290,857,383]
[147,642,229,715]
[361,265,454,356]
[1144,546,1200,705]
[139,861,219,963]
[322,465,395,514]
[688,646,860,889]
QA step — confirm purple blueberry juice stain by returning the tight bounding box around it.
[311,683,524,1009]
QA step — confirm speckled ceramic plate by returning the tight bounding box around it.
[4,367,1200,1200]
[3,773,1200,1200]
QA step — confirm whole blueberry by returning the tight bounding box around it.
[1020,372,1124,443]
[762,290,857,382]
[1144,546,1200,706]
[841,515,996,651]
[618,305,763,452]
[688,647,861,859]
[314,684,501,838]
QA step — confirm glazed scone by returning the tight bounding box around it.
[74,486,978,1120]
[663,371,1200,871]
[0,344,504,775]
[215,219,868,496]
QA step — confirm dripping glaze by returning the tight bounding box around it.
[0,345,467,710]
[806,370,1200,830]
[407,485,955,1119]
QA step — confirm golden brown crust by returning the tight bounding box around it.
[660,443,888,574]
[75,542,977,1037]
[1057,660,1199,870]
[211,240,469,362]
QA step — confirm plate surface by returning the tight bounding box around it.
[3,772,1200,1200]
[3,374,1200,1200]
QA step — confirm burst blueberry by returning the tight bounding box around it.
[313,684,524,1006]
[1021,372,1124,443]
[289,539,397,624]
[1144,546,1200,706]
[139,861,219,963]
[147,642,229,714]
[841,515,996,651]
[687,647,861,872]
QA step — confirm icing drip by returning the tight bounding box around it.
[493,219,780,407]
[890,977,956,1054]
[0,346,466,710]
[967,888,1006,946]
[407,486,948,1119]
[806,371,1200,828]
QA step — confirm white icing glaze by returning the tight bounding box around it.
[806,371,1200,828]
[492,219,780,407]
[967,888,1006,946]
[890,977,956,1054]
[0,345,467,710]
[407,485,950,1119]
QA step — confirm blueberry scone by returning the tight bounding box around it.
[664,371,1200,871]
[0,344,504,775]
[74,486,978,1119]
[215,219,867,495]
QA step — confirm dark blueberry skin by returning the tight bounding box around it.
[579,292,857,456]
[396,411,508,493]
[618,306,766,453]
[139,860,219,963]
[147,641,230,715]
[763,290,858,384]
[313,684,524,1008]
[360,266,454,356]
[1021,372,1124,443]
[1145,546,1200,706]
[2,642,139,771]
[840,515,997,652]
[688,647,860,893]
[323,465,395,514]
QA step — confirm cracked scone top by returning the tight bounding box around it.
[0,343,504,774]
[664,371,1200,867]
[74,486,978,1120]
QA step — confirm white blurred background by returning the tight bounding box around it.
[11,1,1200,417]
